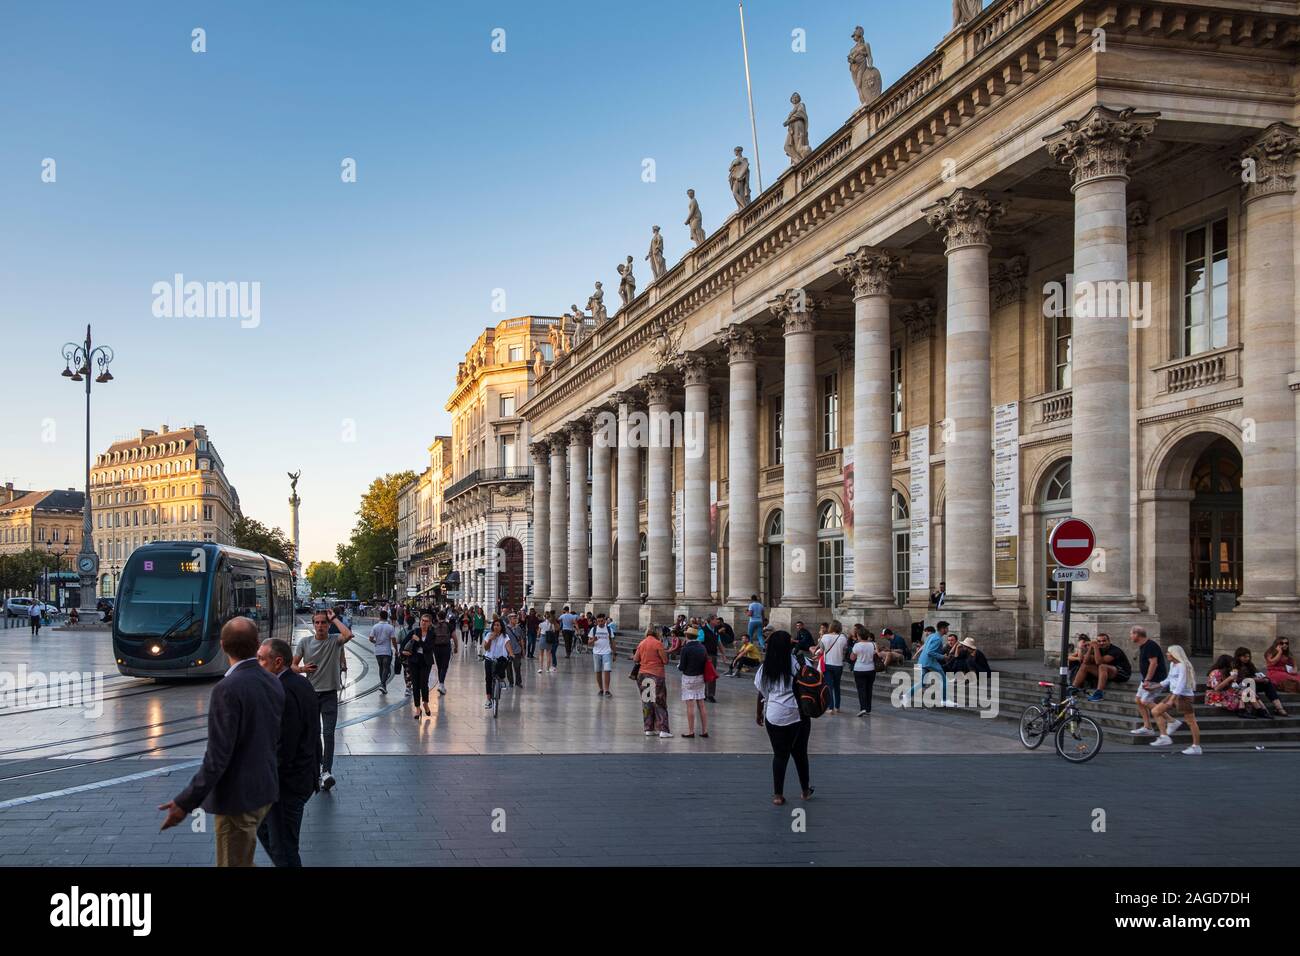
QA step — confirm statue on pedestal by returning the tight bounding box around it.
[953,0,983,26]
[784,92,812,165]
[729,146,751,208]
[685,189,706,246]
[569,305,588,348]
[848,27,882,107]
[588,281,607,323]
[646,225,666,280]
[617,255,637,307]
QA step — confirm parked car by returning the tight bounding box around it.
[5,598,58,618]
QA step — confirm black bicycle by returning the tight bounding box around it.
[1019,681,1103,763]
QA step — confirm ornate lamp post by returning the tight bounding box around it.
[61,324,115,614]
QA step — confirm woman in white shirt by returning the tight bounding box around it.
[537,613,556,674]
[754,630,814,806]
[482,619,514,709]
[848,623,877,717]
[1146,645,1201,755]
[815,623,850,714]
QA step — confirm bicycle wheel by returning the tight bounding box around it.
[1054,715,1103,763]
[493,676,501,719]
[1018,704,1049,749]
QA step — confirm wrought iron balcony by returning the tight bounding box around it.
[443,466,534,502]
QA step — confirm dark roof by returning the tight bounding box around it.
[0,489,85,514]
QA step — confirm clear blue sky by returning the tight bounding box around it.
[0,0,953,566]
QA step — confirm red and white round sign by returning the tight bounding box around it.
[1049,518,1096,568]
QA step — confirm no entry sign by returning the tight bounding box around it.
[1049,518,1095,568]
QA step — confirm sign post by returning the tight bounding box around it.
[1049,518,1096,697]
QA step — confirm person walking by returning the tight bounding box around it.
[816,621,850,714]
[537,611,556,674]
[699,616,723,702]
[525,607,540,659]
[910,620,952,705]
[482,618,513,708]
[401,613,435,717]
[559,605,578,658]
[430,610,456,695]
[292,607,355,792]
[746,594,765,649]
[1147,645,1202,755]
[678,630,710,738]
[589,611,616,697]
[849,623,877,716]
[753,630,812,806]
[1129,625,1167,737]
[159,618,283,866]
[368,609,398,695]
[505,612,526,688]
[29,600,42,636]
[633,626,672,737]
[254,637,321,867]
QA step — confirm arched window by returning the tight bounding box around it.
[765,510,784,606]
[893,490,911,606]
[1041,460,1072,611]
[817,500,845,608]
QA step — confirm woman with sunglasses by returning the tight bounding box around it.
[1264,638,1300,694]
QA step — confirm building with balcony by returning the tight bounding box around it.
[444,315,559,608]
[0,484,85,558]
[89,424,239,596]
[519,0,1300,660]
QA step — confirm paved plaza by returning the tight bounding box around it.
[1,622,1297,866]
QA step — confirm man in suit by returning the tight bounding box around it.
[255,636,321,867]
[158,617,284,866]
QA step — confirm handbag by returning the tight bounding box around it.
[703,656,719,684]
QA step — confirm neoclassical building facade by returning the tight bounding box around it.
[519,0,1300,658]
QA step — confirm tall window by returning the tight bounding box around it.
[892,490,911,606]
[770,396,784,466]
[508,345,524,362]
[638,533,648,597]
[765,510,784,605]
[821,373,839,452]
[499,435,516,469]
[1041,461,1072,611]
[817,501,845,608]
[499,393,516,417]
[890,346,904,433]
[1044,274,1072,390]
[540,343,554,361]
[1182,218,1228,356]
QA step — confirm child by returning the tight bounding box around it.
[1147,644,1201,755]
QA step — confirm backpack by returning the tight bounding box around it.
[793,660,830,719]
[432,620,452,646]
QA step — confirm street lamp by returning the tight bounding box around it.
[61,324,115,614]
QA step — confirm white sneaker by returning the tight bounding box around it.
[645,730,655,737]
[1149,735,1173,747]
[857,710,867,717]
[437,683,446,695]
[484,700,493,709]
[1165,718,1184,735]
[320,772,336,792]
[1129,726,1156,736]
[659,731,674,738]
[537,668,543,674]
[1181,745,1202,755]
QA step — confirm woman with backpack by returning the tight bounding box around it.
[429,611,457,696]
[754,630,814,806]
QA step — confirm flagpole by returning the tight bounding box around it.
[738,1,763,193]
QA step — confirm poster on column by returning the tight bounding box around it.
[993,401,1020,588]
[674,489,684,593]
[908,425,930,592]
[841,446,854,592]
[710,480,719,593]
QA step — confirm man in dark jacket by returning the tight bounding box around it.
[158,617,284,867]
[255,636,322,867]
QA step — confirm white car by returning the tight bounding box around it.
[4,598,59,618]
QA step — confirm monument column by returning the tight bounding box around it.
[1047,106,1158,623]
[530,442,550,607]
[590,413,615,610]
[835,247,909,630]
[1220,123,1300,653]
[924,187,1015,653]
[721,325,760,627]
[614,394,643,623]
[568,421,591,608]
[679,353,713,615]
[768,290,823,629]
[642,374,676,627]
[548,433,569,609]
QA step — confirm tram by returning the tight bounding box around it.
[112,541,295,678]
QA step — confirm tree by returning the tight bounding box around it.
[231,515,295,566]
[305,560,339,597]
[358,471,416,535]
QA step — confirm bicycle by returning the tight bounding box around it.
[1019,681,1103,763]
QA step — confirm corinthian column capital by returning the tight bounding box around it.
[641,374,674,407]
[769,288,820,335]
[566,418,591,446]
[676,352,710,387]
[718,323,759,363]
[835,246,903,298]
[547,431,568,454]
[1045,105,1159,188]
[1239,122,1300,204]
[924,188,1006,252]
[529,442,550,467]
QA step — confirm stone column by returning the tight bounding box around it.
[678,353,713,614]
[615,394,642,623]
[642,374,676,626]
[530,442,550,606]
[721,325,760,624]
[1047,106,1158,621]
[568,421,591,608]
[590,411,614,610]
[768,290,822,629]
[548,433,569,609]
[1219,123,1300,655]
[836,246,908,629]
[924,187,1015,654]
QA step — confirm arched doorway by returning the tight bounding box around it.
[496,537,524,609]
[764,510,784,606]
